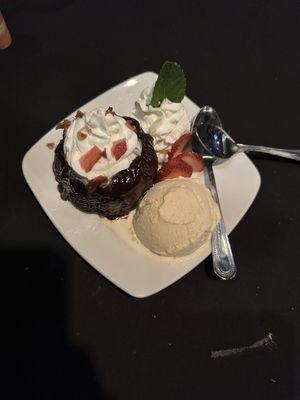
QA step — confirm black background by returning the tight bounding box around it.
[1,0,300,399]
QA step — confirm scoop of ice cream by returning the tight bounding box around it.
[132,87,190,163]
[64,108,142,180]
[133,179,220,257]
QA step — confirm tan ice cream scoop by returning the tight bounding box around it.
[133,178,220,257]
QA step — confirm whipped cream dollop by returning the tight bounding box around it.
[133,87,190,163]
[63,108,142,180]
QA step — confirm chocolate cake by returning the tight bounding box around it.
[53,116,158,220]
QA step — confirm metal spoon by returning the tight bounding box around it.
[197,108,300,161]
[192,107,236,280]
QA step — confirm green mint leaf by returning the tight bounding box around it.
[150,61,186,107]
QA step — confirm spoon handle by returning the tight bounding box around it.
[236,144,300,161]
[206,162,237,280]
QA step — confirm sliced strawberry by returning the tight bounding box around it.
[86,175,108,192]
[46,142,55,150]
[111,139,127,161]
[174,152,205,172]
[101,148,107,159]
[56,119,71,134]
[105,106,116,116]
[75,110,84,119]
[168,132,192,160]
[77,131,87,141]
[155,159,192,182]
[125,119,137,132]
[79,146,102,172]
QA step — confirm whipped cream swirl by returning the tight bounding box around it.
[64,108,141,180]
[133,87,190,163]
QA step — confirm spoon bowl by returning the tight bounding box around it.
[192,106,222,158]
[196,106,300,162]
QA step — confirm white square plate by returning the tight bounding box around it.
[22,72,261,298]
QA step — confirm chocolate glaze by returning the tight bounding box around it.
[53,117,158,220]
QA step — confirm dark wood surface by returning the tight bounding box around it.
[1,1,300,399]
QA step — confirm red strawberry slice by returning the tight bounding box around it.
[155,159,192,182]
[168,132,191,160]
[79,146,102,172]
[111,139,127,161]
[77,131,87,141]
[46,142,55,150]
[56,119,71,134]
[101,148,107,159]
[105,106,116,116]
[75,110,84,119]
[174,152,205,172]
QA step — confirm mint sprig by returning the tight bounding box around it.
[150,61,186,107]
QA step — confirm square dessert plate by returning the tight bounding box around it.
[22,72,261,298]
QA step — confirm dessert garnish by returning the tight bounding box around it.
[167,132,191,160]
[75,110,84,119]
[46,142,55,150]
[150,61,186,107]
[61,107,142,180]
[53,108,158,219]
[79,145,106,173]
[174,152,205,172]
[155,158,192,182]
[56,119,71,134]
[105,106,116,116]
[111,139,127,161]
[155,134,204,182]
[133,61,190,164]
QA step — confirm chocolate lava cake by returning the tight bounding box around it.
[53,111,158,220]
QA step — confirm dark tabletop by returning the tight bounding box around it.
[2,0,300,399]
